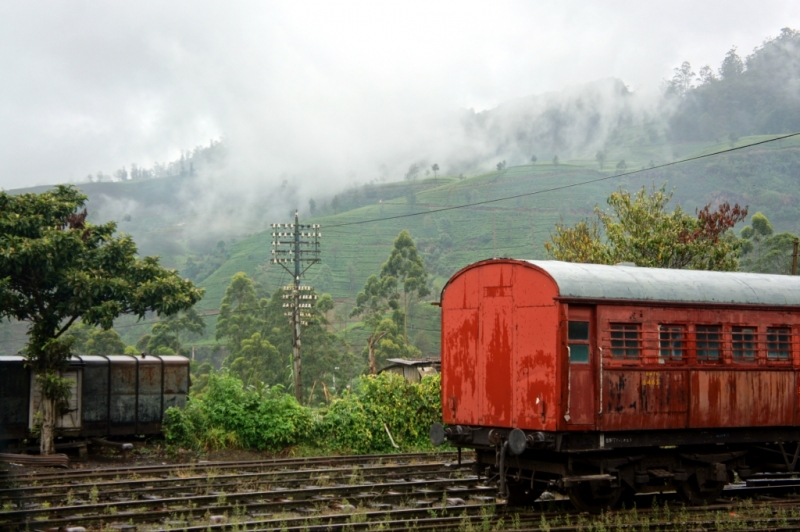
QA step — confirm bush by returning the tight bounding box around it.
[164,371,442,455]
[312,373,442,454]
[164,372,312,451]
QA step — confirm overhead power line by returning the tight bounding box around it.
[324,132,800,229]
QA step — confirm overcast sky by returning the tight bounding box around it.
[1,1,799,190]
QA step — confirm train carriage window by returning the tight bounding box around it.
[568,321,590,363]
[695,326,721,361]
[610,323,640,360]
[659,325,684,361]
[732,326,757,362]
[767,327,791,359]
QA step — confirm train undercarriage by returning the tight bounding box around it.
[432,423,800,513]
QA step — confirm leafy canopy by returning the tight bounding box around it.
[0,185,204,371]
[739,211,799,274]
[545,185,748,271]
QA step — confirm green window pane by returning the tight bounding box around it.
[569,344,589,363]
[568,321,589,340]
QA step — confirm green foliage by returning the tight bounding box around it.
[85,328,127,355]
[165,371,312,451]
[739,212,799,274]
[0,184,203,371]
[215,273,356,403]
[215,272,265,353]
[669,28,800,141]
[167,371,442,454]
[146,306,205,355]
[0,184,203,452]
[546,185,748,270]
[312,373,442,454]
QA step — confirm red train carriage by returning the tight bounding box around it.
[431,259,800,511]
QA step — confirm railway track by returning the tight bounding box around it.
[5,452,800,531]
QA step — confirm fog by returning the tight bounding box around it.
[1,1,799,196]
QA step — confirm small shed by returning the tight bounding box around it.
[379,358,440,383]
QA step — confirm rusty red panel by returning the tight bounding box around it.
[480,292,513,426]
[442,260,560,430]
[442,308,480,425]
[601,369,689,431]
[690,370,795,427]
[514,306,558,430]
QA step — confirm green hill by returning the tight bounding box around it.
[191,133,800,358]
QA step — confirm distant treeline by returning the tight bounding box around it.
[83,139,227,183]
[668,28,800,142]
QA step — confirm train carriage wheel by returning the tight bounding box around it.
[678,476,724,505]
[505,478,544,507]
[567,481,623,514]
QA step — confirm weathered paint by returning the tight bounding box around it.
[441,259,800,437]
[79,355,111,435]
[442,261,560,431]
[0,356,29,438]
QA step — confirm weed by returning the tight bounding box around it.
[539,513,551,532]
[89,485,99,505]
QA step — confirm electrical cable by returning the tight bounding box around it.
[323,132,800,229]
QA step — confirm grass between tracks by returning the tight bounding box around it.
[163,371,443,455]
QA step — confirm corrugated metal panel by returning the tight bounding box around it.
[525,260,800,306]
[0,356,29,438]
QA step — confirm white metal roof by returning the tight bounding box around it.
[525,260,800,306]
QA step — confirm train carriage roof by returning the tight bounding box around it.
[519,260,800,306]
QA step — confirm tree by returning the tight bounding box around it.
[545,185,748,271]
[405,163,420,181]
[719,46,744,80]
[147,307,205,355]
[351,274,396,374]
[595,151,606,170]
[616,159,627,172]
[308,198,317,215]
[85,328,127,355]
[552,155,559,167]
[667,61,695,97]
[215,273,265,354]
[739,212,799,274]
[530,155,537,164]
[496,160,507,171]
[0,185,203,454]
[380,230,430,343]
[431,163,439,177]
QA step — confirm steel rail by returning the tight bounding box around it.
[1,450,460,482]
[1,478,494,529]
[1,462,475,506]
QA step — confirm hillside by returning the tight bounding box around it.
[190,133,800,359]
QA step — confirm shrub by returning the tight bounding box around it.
[313,373,442,453]
[164,372,312,451]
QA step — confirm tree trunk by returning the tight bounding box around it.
[367,331,388,375]
[40,396,56,455]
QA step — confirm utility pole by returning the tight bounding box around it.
[793,237,799,275]
[271,211,321,402]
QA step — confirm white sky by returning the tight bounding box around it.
[1,1,799,189]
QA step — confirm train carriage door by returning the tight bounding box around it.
[479,280,514,427]
[566,306,595,427]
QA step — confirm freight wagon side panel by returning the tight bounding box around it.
[137,357,163,434]
[80,355,110,436]
[0,356,29,439]
[690,370,795,427]
[163,356,190,412]
[109,355,137,435]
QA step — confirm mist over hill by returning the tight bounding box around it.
[6,27,800,358]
